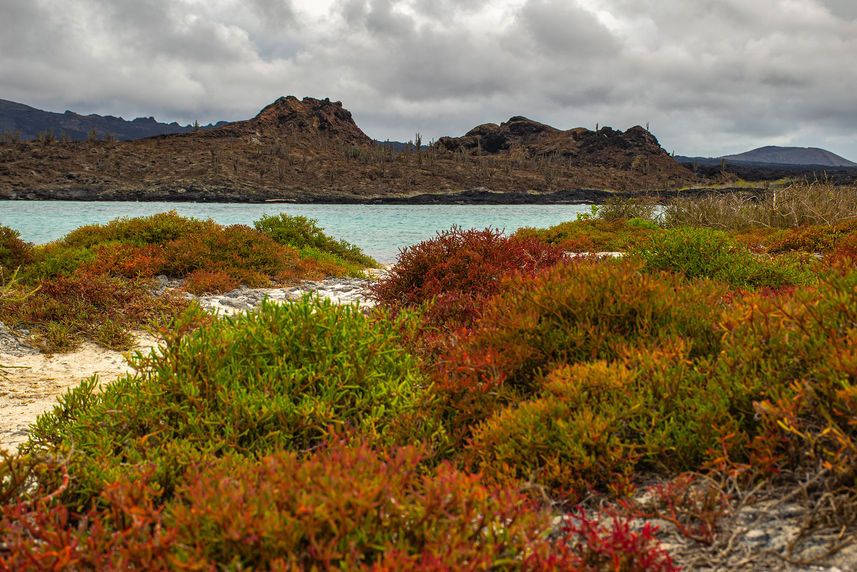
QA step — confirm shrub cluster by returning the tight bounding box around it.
[630,226,813,288]
[26,297,435,506]
[513,216,657,253]
[5,213,857,568]
[1,212,378,350]
[369,226,566,327]
[254,213,378,269]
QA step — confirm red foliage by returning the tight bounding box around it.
[369,227,566,328]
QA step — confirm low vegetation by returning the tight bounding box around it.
[0,211,377,351]
[1,182,857,569]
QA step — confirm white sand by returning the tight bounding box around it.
[0,331,161,452]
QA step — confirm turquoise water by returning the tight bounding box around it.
[0,201,591,263]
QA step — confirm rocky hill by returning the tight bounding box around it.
[0,99,226,142]
[438,116,691,178]
[0,96,700,203]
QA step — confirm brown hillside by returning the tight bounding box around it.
[438,116,689,178]
[0,97,701,203]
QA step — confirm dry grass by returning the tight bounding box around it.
[663,180,857,230]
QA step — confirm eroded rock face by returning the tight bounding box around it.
[436,116,685,175]
[231,96,374,148]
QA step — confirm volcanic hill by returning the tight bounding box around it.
[0,96,699,203]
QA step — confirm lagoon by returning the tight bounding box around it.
[0,201,591,263]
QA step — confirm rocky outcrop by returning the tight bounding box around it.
[438,116,688,176]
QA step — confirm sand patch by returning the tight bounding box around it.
[0,331,161,452]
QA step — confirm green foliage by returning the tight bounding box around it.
[254,213,378,268]
[0,225,33,272]
[468,343,731,498]
[26,297,437,507]
[597,196,659,222]
[429,258,727,450]
[630,227,813,288]
[514,217,658,252]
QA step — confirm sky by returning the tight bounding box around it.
[3,0,857,159]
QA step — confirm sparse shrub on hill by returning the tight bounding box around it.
[369,227,566,328]
[26,297,437,507]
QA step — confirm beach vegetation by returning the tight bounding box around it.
[3,207,857,568]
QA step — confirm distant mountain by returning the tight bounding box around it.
[722,146,857,167]
[0,99,227,142]
[676,146,857,168]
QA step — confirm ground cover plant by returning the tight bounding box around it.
[0,212,377,351]
[3,206,857,569]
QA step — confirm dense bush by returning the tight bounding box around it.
[426,258,727,449]
[26,297,437,507]
[26,212,374,292]
[0,440,677,570]
[630,227,812,288]
[0,225,33,272]
[763,218,857,253]
[369,227,566,327]
[715,269,857,476]
[254,213,378,269]
[514,217,658,253]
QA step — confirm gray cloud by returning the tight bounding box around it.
[2,0,857,160]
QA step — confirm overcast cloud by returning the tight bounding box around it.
[2,0,856,159]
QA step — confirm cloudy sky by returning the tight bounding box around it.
[3,0,857,159]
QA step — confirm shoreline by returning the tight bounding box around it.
[0,186,769,205]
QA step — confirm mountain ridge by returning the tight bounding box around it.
[0,95,699,202]
[0,98,226,142]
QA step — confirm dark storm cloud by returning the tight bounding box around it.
[2,0,857,159]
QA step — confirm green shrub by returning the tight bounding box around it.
[597,196,659,222]
[715,270,857,475]
[0,225,33,272]
[430,258,727,446]
[254,213,378,268]
[630,227,812,288]
[468,342,735,498]
[59,211,215,249]
[514,218,658,252]
[26,297,437,507]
